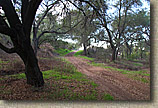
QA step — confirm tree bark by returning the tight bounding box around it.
[17,43,44,87]
[83,43,87,56]
[116,48,119,60]
[33,24,38,56]
[111,47,116,61]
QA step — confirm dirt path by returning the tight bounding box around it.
[64,53,150,100]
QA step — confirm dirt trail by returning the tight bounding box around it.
[64,52,150,100]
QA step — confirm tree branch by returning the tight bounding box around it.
[36,0,60,29]
[68,0,86,16]
[0,0,21,28]
[23,0,43,36]
[0,43,16,53]
[0,25,15,36]
[37,18,83,40]
[21,0,29,23]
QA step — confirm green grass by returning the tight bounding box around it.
[42,69,86,81]
[132,62,143,67]
[10,73,26,79]
[0,59,9,69]
[0,59,9,64]
[74,50,83,56]
[74,50,94,61]
[41,59,113,100]
[54,48,73,56]
[102,94,114,100]
[78,56,94,61]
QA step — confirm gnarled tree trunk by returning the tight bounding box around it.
[17,44,44,87]
[0,0,44,87]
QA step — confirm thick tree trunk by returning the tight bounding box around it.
[17,45,44,87]
[33,37,38,57]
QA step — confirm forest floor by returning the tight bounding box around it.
[0,48,150,100]
[0,49,113,100]
[65,52,150,100]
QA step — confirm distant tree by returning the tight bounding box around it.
[79,0,143,61]
[63,9,99,55]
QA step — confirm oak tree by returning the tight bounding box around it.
[0,0,44,87]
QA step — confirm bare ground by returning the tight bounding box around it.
[65,52,150,100]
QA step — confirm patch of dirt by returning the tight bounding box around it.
[65,56,150,100]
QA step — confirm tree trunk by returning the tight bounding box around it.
[33,24,38,56]
[17,44,44,87]
[83,43,87,56]
[111,47,116,61]
[116,48,119,60]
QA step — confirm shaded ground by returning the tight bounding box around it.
[65,52,150,100]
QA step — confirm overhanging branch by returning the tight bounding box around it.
[68,0,86,16]
[36,0,60,28]
[0,0,21,28]
[37,18,83,40]
[0,43,16,53]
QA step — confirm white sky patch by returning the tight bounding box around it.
[79,41,108,50]
[62,38,78,44]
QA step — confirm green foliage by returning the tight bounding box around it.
[127,52,139,61]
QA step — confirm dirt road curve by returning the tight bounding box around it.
[65,53,150,100]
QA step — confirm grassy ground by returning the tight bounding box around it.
[74,50,94,61]
[54,48,73,56]
[73,50,150,83]
[0,54,113,100]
